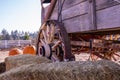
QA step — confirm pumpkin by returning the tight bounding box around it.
[9,48,23,56]
[23,45,36,55]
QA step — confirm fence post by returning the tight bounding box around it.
[5,40,7,48]
[18,40,21,46]
[30,40,31,45]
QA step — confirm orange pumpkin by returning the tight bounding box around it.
[23,45,36,55]
[9,48,23,56]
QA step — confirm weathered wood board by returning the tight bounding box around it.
[48,0,120,33]
[97,5,120,29]
[62,1,88,20]
[63,14,90,33]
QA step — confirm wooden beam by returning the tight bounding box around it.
[88,0,97,30]
[44,0,57,22]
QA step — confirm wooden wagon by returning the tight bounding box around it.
[36,0,120,61]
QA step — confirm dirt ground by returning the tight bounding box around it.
[0,51,120,64]
[0,51,90,62]
[0,51,9,63]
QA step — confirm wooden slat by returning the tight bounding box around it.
[88,0,97,30]
[62,4,120,33]
[50,12,58,20]
[62,0,86,10]
[71,41,104,48]
[50,0,120,20]
[71,40,120,48]
[50,1,58,20]
[50,0,87,20]
[62,1,88,20]
[63,14,91,33]
[48,0,120,33]
[96,0,120,10]
[97,5,120,29]
[71,41,90,47]
[62,0,120,11]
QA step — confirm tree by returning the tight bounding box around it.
[5,34,10,40]
[24,32,30,40]
[1,29,8,35]
[1,29,10,40]
[0,35,2,40]
[11,30,20,40]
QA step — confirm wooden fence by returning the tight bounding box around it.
[0,40,32,49]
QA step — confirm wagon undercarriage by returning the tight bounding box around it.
[70,33,120,61]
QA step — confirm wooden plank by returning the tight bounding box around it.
[62,0,86,10]
[96,0,120,10]
[50,0,87,20]
[50,12,58,20]
[50,1,58,20]
[49,0,120,20]
[88,0,97,30]
[63,14,91,33]
[62,1,88,20]
[71,41,90,47]
[50,0,120,20]
[44,6,50,18]
[97,5,120,29]
[61,0,120,12]
[49,0,120,33]
[62,3,120,33]
[71,41,104,48]
[71,40,120,48]
[62,0,120,10]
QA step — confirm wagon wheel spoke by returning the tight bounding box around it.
[114,53,120,57]
[111,52,120,61]
[42,30,48,44]
[49,23,55,42]
[46,24,50,42]
[90,52,99,61]
[111,55,117,61]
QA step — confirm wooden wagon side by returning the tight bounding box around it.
[49,0,120,34]
[39,0,120,61]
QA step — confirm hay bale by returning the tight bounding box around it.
[0,60,120,80]
[5,54,52,71]
[0,62,6,74]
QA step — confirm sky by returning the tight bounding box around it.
[0,0,41,33]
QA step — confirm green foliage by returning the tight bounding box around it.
[0,36,2,40]
[1,29,10,40]
[24,32,30,40]
[0,29,38,40]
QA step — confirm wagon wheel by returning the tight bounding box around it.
[90,53,99,61]
[104,49,120,61]
[36,20,75,62]
[90,47,120,61]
